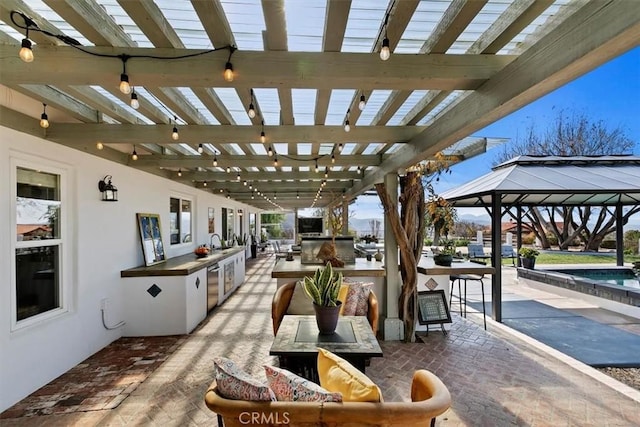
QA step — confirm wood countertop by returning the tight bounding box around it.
[418,257,495,275]
[271,258,386,279]
[121,247,245,277]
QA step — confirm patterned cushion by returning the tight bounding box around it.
[264,365,342,402]
[214,357,276,401]
[341,281,372,316]
[286,281,315,315]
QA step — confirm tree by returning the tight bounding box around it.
[496,110,638,251]
[260,212,286,239]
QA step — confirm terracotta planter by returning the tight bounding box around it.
[313,301,342,335]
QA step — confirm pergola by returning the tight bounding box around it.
[0,1,638,210]
[441,155,640,322]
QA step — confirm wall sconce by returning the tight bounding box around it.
[98,175,118,201]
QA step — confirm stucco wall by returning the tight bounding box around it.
[0,126,258,411]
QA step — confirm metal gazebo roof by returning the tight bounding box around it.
[441,155,640,208]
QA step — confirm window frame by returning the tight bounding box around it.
[10,156,71,331]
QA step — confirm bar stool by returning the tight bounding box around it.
[449,268,487,330]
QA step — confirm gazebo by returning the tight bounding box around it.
[441,155,640,322]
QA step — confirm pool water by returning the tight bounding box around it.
[552,268,640,289]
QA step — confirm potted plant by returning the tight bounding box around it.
[302,262,343,335]
[518,247,539,269]
[433,239,457,266]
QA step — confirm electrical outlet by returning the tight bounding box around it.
[100,298,108,310]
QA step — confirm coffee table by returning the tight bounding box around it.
[269,315,383,382]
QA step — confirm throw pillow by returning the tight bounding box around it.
[341,281,372,316]
[214,357,276,401]
[316,348,383,402]
[286,281,315,315]
[264,365,342,402]
[338,284,350,314]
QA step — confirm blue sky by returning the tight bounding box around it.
[351,46,640,219]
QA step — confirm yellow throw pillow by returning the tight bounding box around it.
[338,284,350,315]
[316,348,383,402]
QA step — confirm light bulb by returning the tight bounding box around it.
[338,143,343,152]
[178,169,182,177]
[344,120,350,132]
[224,62,234,82]
[226,166,231,173]
[213,156,218,167]
[130,92,139,109]
[198,143,204,153]
[248,103,256,118]
[358,95,366,110]
[331,154,335,164]
[261,131,266,144]
[131,149,138,161]
[203,181,207,187]
[380,37,390,61]
[243,180,247,186]
[236,173,240,181]
[274,157,278,167]
[267,146,273,157]
[314,161,319,173]
[96,142,104,150]
[19,39,33,63]
[40,113,49,129]
[171,126,179,140]
[119,73,131,94]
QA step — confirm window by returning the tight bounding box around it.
[14,166,63,323]
[169,197,192,245]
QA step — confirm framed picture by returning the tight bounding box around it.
[136,213,166,266]
[208,207,215,233]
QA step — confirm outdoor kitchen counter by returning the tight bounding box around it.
[271,257,386,279]
[417,257,496,276]
[120,246,245,277]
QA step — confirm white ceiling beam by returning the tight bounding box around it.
[0,46,515,91]
[44,124,424,145]
[133,154,381,168]
[346,0,640,198]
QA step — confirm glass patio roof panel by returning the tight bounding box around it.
[153,1,213,49]
[387,90,428,125]
[325,90,357,126]
[133,87,181,122]
[90,86,155,125]
[285,0,325,52]
[297,143,312,155]
[395,0,448,54]
[342,0,387,53]
[220,0,265,51]
[357,90,392,126]
[291,89,316,125]
[98,0,150,47]
[214,88,251,125]
[252,88,280,125]
[176,88,220,124]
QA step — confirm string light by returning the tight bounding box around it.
[357,166,362,174]
[344,108,351,132]
[96,142,104,150]
[178,169,182,177]
[20,31,33,63]
[273,156,278,167]
[380,13,391,61]
[226,166,231,173]
[236,172,241,181]
[131,145,138,161]
[314,159,319,173]
[130,89,139,109]
[171,116,179,140]
[119,56,131,94]
[260,120,266,144]
[198,143,204,153]
[243,180,247,186]
[338,143,343,153]
[247,89,256,118]
[39,103,49,129]
[267,145,273,157]
[358,94,366,110]
[324,167,329,178]
[296,192,300,199]
[213,154,218,167]
[331,154,336,164]
[203,181,207,187]
[223,47,236,82]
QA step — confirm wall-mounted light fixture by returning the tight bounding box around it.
[98,175,118,201]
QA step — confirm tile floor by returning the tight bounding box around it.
[1,253,640,426]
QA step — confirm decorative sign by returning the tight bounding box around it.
[425,278,438,290]
[417,290,452,326]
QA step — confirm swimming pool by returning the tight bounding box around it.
[517,266,640,315]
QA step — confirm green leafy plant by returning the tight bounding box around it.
[518,247,540,259]
[439,238,457,255]
[302,262,343,307]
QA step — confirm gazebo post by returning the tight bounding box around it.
[616,203,624,267]
[516,206,523,267]
[491,194,502,322]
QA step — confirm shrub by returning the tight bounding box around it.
[518,247,539,258]
[600,240,616,249]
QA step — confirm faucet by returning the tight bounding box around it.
[210,233,222,249]
[231,233,238,246]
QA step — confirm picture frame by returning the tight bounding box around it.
[136,213,166,266]
[208,207,215,233]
